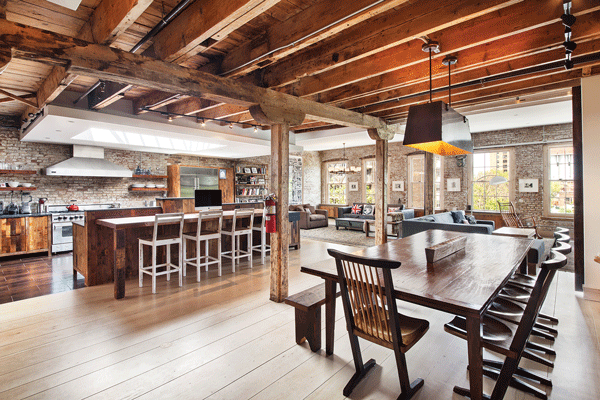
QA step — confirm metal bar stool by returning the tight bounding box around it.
[183,209,222,281]
[139,213,185,294]
[221,208,254,272]
[252,208,270,265]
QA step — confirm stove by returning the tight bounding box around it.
[48,203,117,253]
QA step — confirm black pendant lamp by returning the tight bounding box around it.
[403,40,473,156]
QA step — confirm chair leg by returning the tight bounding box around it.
[151,245,157,294]
[393,345,424,399]
[166,244,171,281]
[490,356,522,400]
[139,242,143,287]
[482,359,552,387]
[261,229,266,265]
[178,241,182,287]
[476,363,549,400]
[182,237,187,277]
[196,238,201,282]
[248,232,252,269]
[205,239,209,271]
[232,234,236,272]
[217,237,222,276]
[343,331,376,397]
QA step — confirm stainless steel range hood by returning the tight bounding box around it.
[46,145,133,177]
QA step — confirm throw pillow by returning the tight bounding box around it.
[421,216,436,222]
[462,219,470,224]
[388,206,401,213]
[466,215,477,224]
[304,207,311,215]
[450,211,464,224]
[363,205,374,215]
[351,204,363,215]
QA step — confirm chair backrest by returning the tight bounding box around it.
[497,201,524,228]
[197,209,223,237]
[507,249,567,355]
[232,208,255,233]
[152,213,185,242]
[327,248,403,348]
[255,208,267,229]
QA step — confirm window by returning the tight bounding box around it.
[327,162,347,204]
[471,150,511,211]
[546,145,574,216]
[407,154,443,209]
[363,159,376,203]
[408,154,424,208]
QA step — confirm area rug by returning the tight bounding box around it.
[300,222,374,247]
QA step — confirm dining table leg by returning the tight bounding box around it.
[325,279,337,356]
[454,314,484,400]
[113,228,126,299]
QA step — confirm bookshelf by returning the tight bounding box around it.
[235,164,268,203]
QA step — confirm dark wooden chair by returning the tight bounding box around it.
[327,248,429,399]
[497,200,540,238]
[444,249,567,400]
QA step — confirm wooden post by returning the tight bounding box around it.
[573,85,584,291]
[374,138,388,244]
[424,152,434,216]
[270,123,290,302]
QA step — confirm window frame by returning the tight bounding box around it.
[362,158,376,203]
[434,154,444,210]
[469,148,515,212]
[326,161,347,205]
[543,143,574,218]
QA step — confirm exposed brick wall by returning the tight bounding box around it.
[0,126,234,208]
[302,151,321,206]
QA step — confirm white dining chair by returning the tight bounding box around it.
[139,213,185,294]
[251,208,270,264]
[182,209,222,281]
[221,208,254,272]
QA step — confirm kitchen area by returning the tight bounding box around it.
[0,125,241,304]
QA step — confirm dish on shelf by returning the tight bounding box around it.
[21,183,32,187]
[145,183,156,188]
[131,183,145,188]
[7,181,19,188]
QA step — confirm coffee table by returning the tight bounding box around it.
[335,217,366,232]
[492,226,535,238]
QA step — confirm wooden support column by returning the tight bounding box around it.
[269,123,290,302]
[250,103,305,303]
[573,85,584,291]
[424,152,434,216]
[368,128,396,245]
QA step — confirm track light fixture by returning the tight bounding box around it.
[141,106,260,132]
[229,122,233,129]
[562,1,577,70]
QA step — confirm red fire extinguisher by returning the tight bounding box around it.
[265,194,277,233]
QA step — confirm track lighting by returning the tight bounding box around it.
[229,122,233,129]
[168,115,173,122]
[254,126,258,132]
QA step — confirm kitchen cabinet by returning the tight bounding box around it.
[167,164,234,203]
[0,216,50,257]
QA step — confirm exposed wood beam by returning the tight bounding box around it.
[220,0,412,77]
[153,0,280,64]
[132,91,185,114]
[0,0,6,19]
[0,47,10,74]
[290,8,600,102]
[0,93,36,104]
[261,0,522,89]
[0,88,36,108]
[167,97,217,116]
[78,0,153,45]
[196,104,247,120]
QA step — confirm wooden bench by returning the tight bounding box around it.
[284,283,340,352]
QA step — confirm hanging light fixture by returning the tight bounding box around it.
[330,143,361,174]
[403,39,473,156]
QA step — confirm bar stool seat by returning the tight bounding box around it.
[183,210,222,281]
[252,208,270,265]
[139,213,185,294]
[221,209,254,272]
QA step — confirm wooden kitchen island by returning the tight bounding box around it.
[94,209,300,299]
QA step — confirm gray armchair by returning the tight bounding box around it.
[289,204,328,229]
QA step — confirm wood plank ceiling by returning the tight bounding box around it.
[1,0,599,133]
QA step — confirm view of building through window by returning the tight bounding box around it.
[364,159,375,203]
[434,155,443,209]
[472,150,510,211]
[327,162,347,204]
[549,146,574,214]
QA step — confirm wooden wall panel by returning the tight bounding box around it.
[26,216,49,251]
[219,167,235,203]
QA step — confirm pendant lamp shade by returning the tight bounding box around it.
[403,101,473,156]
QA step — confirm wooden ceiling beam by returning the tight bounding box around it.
[0,88,36,108]
[0,93,36,104]
[167,97,218,116]
[132,91,186,114]
[152,0,280,64]
[78,0,153,46]
[220,0,412,77]
[261,0,521,89]
[0,0,6,19]
[196,104,247,120]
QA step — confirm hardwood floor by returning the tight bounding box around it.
[0,239,598,400]
[0,252,85,304]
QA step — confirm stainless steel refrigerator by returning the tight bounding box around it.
[179,167,219,198]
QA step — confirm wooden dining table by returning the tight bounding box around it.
[301,229,532,400]
[97,210,264,300]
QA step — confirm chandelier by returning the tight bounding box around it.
[330,143,361,174]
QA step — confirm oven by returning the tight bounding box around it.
[51,212,85,253]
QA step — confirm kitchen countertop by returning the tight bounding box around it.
[0,212,51,219]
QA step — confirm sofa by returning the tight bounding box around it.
[402,210,495,237]
[337,203,414,221]
[289,204,328,229]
